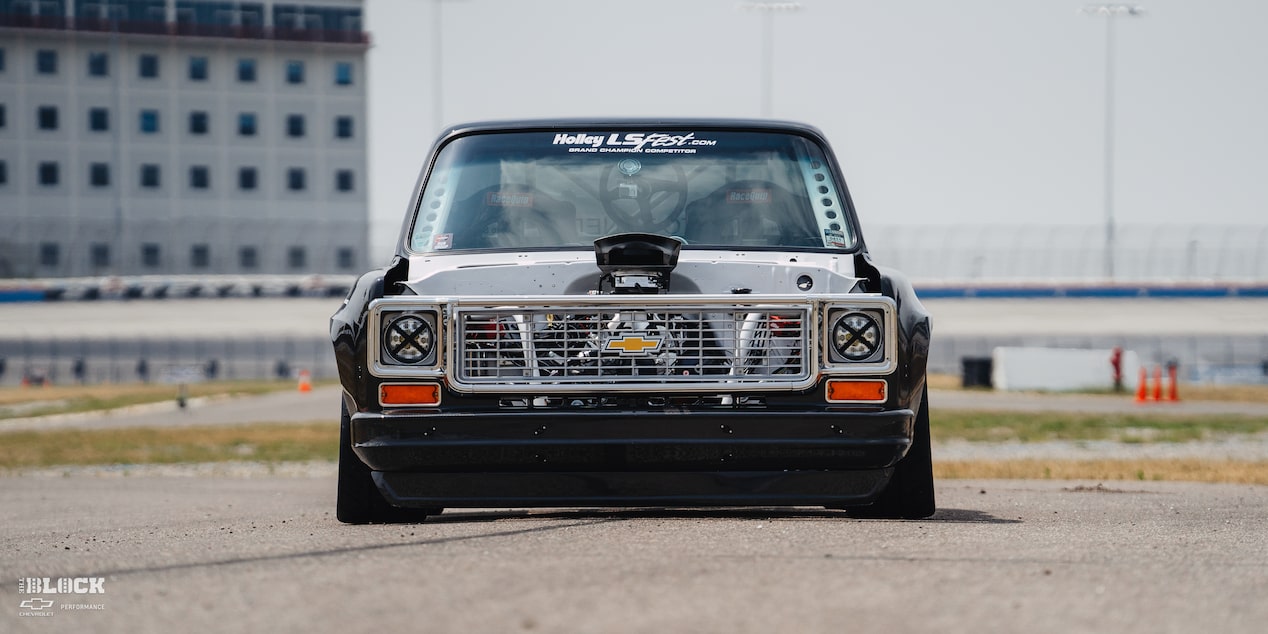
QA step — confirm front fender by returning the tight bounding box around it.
[331,256,411,412]
[854,252,930,412]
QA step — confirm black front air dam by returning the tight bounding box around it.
[351,408,913,508]
[374,469,894,508]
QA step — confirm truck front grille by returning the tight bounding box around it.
[450,302,814,393]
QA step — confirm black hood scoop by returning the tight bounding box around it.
[593,233,684,294]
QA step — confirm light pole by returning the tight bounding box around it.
[430,0,466,134]
[738,2,803,117]
[432,0,445,134]
[1081,4,1144,280]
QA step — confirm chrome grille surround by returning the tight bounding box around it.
[368,294,896,394]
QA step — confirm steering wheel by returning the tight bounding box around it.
[599,162,690,233]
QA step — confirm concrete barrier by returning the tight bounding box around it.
[991,346,1141,392]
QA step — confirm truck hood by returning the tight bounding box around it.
[402,250,861,296]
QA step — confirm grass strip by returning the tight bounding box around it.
[0,380,323,419]
[932,410,1268,443]
[935,459,1268,485]
[0,422,336,470]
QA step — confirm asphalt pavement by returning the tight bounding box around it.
[2,476,1264,633]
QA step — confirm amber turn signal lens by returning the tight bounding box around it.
[825,379,887,403]
[379,383,441,406]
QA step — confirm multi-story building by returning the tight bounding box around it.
[0,0,369,278]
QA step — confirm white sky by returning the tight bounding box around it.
[364,0,1268,259]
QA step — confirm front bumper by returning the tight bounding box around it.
[352,408,914,508]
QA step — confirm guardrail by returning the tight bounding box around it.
[0,15,370,45]
[0,335,333,387]
[0,275,355,303]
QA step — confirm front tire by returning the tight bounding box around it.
[337,404,439,524]
[845,386,936,519]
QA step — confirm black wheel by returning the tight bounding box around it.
[336,404,439,524]
[845,386,936,519]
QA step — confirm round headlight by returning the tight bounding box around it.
[384,314,434,364]
[832,312,880,361]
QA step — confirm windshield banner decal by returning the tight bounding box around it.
[552,132,718,154]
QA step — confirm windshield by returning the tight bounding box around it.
[408,129,856,253]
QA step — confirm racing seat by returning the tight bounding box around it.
[448,185,577,249]
[682,180,820,247]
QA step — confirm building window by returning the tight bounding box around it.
[238,58,256,82]
[335,169,354,192]
[288,246,306,269]
[141,243,161,268]
[191,244,210,269]
[88,52,109,77]
[287,168,306,191]
[140,164,161,188]
[90,163,110,187]
[0,160,7,185]
[189,165,210,189]
[334,61,353,86]
[286,114,305,138]
[336,247,355,270]
[90,243,110,268]
[189,111,208,135]
[38,161,59,186]
[189,56,208,81]
[238,167,258,190]
[36,50,57,75]
[239,246,258,269]
[37,106,58,130]
[139,109,160,134]
[138,54,159,79]
[0,48,6,72]
[0,104,5,128]
[89,107,109,132]
[39,243,60,268]
[238,112,257,136]
[334,116,353,139]
[286,60,304,84]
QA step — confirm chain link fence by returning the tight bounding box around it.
[865,224,1268,282]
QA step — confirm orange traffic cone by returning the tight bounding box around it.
[1134,367,1148,403]
[1151,365,1163,402]
[297,369,312,393]
[1166,365,1181,402]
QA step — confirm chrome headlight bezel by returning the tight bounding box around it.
[369,301,444,377]
[822,300,896,373]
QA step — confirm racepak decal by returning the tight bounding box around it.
[727,189,772,204]
[552,132,718,154]
[486,191,534,207]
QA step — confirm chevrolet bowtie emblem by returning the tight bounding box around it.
[20,598,55,610]
[606,335,663,354]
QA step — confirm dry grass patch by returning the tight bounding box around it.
[1170,383,1268,404]
[933,410,1268,443]
[935,458,1268,485]
[0,422,336,470]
